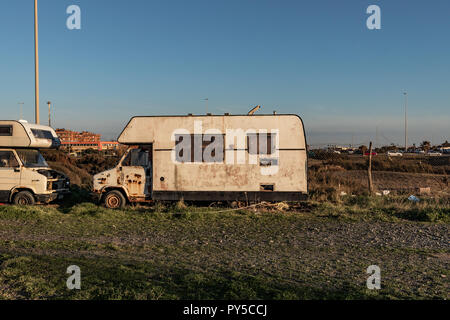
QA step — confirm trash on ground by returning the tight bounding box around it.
[418,187,431,195]
[408,195,420,202]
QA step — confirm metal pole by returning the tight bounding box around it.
[47,101,51,127]
[367,141,374,195]
[404,92,407,152]
[376,126,378,149]
[34,0,40,124]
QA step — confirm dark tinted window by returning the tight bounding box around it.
[175,134,224,163]
[0,125,13,136]
[122,149,149,167]
[247,133,277,155]
[31,129,53,139]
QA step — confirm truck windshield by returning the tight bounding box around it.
[16,149,49,168]
[122,148,149,167]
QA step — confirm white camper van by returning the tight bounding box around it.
[0,120,70,205]
[93,114,308,208]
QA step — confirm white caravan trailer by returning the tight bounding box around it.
[0,120,70,205]
[93,114,307,208]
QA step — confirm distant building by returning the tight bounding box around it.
[99,141,121,151]
[55,129,120,152]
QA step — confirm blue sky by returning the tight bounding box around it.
[0,0,449,146]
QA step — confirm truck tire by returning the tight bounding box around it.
[104,190,126,209]
[13,191,36,206]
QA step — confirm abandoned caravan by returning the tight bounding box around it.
[93,114,307,208]
[0,120,70,205]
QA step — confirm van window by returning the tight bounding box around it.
[0,151,19,168]
[16,149,48,168]
[0,125,13,136]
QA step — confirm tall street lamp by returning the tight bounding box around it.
[404,92,407,152]
[34,0,40,124]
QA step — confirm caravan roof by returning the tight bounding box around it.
[118,114,306,148]
[0,120,61,149]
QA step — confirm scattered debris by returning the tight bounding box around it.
[408,195,420,202]
[382,190,391,196]
[418,187,431,195]
[175,199,187,210]
[274,202,290,211]
[214,201,292,213]
[340,191,347,196]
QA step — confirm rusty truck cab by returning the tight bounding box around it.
[93,145,153,208]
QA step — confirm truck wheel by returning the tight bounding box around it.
[13,191,36,206]
[104,190,126,209]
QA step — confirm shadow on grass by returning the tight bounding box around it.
[0,252,383,300]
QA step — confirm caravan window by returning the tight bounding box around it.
[0,125,13,136]
[175,134,225,163]
[247,133,277,155]
[31,129,53,140]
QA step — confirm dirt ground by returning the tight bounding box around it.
[0,205,448,300]
[330,170,449,195]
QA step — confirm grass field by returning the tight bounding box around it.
[0,197,448,300]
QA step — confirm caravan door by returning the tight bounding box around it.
[0,150,21,202]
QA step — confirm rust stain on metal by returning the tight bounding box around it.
[126,172,144,195]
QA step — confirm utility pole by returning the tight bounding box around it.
[47,101,51,127]
[34,0,40,124]
[376,126,379,149]
[367,141,374,195]
[18,102,24,120]
[404,91,407,152]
